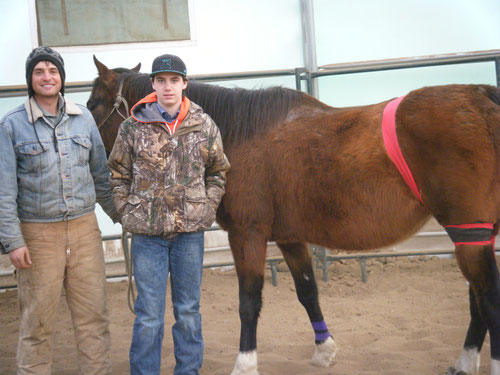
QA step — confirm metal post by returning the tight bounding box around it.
[360,257,367,283]
[300,0,319,98]
[495,57,500,87]
[305,70,314,96]
[270,261,278,287]
[321,247,328,282]
[295,67,305,91]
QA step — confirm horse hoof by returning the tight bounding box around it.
[446,367,469,375]
[310,336,337,368]
[231,351,259,375]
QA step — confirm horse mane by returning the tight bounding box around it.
[112,70,312,145]
[185,81,308,145]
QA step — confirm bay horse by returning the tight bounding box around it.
[88,56,500,375]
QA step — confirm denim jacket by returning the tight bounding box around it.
[0,96,119,253]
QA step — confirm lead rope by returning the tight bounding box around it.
[121,230,136,314]
[101,78,135,313]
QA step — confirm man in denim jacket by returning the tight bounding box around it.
[0,47,119,374]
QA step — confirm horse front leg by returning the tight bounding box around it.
[229,228,268,375]
[277,241,336,368]
[449,243,500,375]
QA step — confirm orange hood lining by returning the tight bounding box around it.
[130,92,191,126]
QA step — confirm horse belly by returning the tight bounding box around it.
[269,164,430,251]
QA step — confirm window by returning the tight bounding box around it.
[35,0,190,47]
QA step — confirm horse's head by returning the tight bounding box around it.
[88,55,141,154]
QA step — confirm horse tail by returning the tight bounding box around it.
[481,85,500,227]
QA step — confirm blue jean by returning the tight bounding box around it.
[129,232,205,375]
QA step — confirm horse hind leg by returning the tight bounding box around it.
[277,241,337,368]
[446,223,500,375]
[447,287,487,375]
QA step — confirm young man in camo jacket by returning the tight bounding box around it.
[107,53,230,375]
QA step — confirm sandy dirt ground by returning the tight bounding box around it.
[0,256,494,375]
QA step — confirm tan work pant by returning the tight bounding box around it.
[16,212,111,375]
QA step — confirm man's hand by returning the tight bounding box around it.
[9,246,32,269]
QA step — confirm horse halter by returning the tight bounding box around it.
[97,78,130,130]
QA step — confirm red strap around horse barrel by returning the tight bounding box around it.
[381,96,424,204]
[382,98,497,249]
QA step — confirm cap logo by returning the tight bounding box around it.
[160,58,172,70]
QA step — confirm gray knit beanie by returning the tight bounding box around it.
[25,46,66,97]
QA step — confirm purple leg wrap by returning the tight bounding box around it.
[312,320,331,342]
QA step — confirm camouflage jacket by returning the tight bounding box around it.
[107,93,230,237]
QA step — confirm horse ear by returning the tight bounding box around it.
[93,55,117,85]
[131,63,141,73]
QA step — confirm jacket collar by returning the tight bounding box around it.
[24,94,82,124]
[131,92,191,123]
[131,93,200,135]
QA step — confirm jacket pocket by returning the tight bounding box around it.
[71,136,92,166]
[121,195,150,234]
[17,142,49,173]
[184,189,216,232]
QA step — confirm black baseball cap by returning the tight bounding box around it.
[150,54,187,78]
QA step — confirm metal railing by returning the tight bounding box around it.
[304,49,500,94]
[0,69,305,98]
[2,49,498,98]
